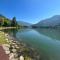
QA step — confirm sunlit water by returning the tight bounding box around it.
[4,28,60,60]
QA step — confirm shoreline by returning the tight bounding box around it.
[0,31,40,60]
[0,27,17,30]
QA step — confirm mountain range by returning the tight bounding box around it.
[17,21,31,26]
[33,15,60,27]
[0,14,60,27]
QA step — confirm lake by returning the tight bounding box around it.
[4,28,60,60]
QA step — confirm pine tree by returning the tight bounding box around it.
[11,17,17,26]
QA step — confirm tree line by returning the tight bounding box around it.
[0,16,19,27]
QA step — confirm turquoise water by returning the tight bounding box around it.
[4,28,60,60]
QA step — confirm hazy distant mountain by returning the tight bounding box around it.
[34,15,60,27]
[18,21,31,26]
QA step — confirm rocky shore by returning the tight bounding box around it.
[2,32,40,60]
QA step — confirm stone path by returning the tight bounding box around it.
[0,46,9,60]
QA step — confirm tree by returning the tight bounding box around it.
[11,17,17,27]
[2,18,11,27]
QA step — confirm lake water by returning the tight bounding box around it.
[4,28,60,60]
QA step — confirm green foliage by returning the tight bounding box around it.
[11,17,17,27]
[0,15,19,27]
[3,18,11,26]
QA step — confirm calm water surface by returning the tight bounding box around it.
[4,28,60,60]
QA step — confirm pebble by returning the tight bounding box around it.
[3,44,10,48]
[16,46,20,49]
[12,46,15,49]
[9,53,14,60]
[14,53,18,58]
[15,45,18,47]
[5,38,9,41]
[5,34,9,37]
[2,46,9,51]
[5,50,10,54]
[12,49,16,53]
[19,55,24,60]
[12,43,16,45]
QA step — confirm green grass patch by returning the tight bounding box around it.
[0,31,8,44]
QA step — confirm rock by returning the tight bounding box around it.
[5,50,10,54]
[5,34,9,37]
[15,41,19,43]
[12,49,16,53]
[12,43,16,45]
[16,46,19,49]
[9,53,14,60]
[14,53,18,58]
[10,40,13,42]
[19,55,24,60]
[12,46,15,49]
[13,41,17,43]
[5,38,9,41]
[2,44,10,48]
[15,45,18,47]
[15,45,19,49]
[2,45,9,51]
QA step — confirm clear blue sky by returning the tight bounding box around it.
[0,0,60,24]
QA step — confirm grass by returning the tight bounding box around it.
[0,31,8,44]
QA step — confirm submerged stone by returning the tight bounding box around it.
[19,55,24,60]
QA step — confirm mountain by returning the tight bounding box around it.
[34,15,60,27]
[18,21,32,26]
